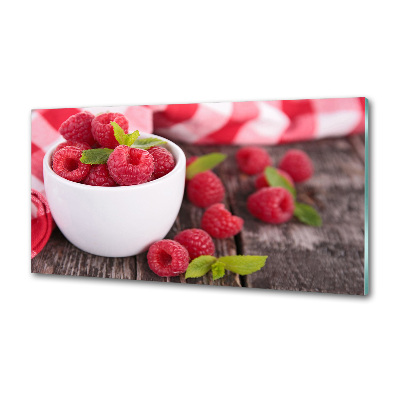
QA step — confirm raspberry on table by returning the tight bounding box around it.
[278,149,313,182]
[52,146,90,183]
[201,203,244,239]
[148,146,175,180]
[83,164,117,187]
[236,146,272,175]
[186,156,198,167]
[187,171,225,208]
[147,239,190,277]
[59,111,95,146]
[247,187,294,224]
[107,145,154,186]
[91,112,129,149]
[174,229,215,260]
[255,169,294,190]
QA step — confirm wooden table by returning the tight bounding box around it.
[32,136,366,295]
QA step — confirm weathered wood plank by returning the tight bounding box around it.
[348,135,366,164]
[221,137,365,294]
[32,228,136,280]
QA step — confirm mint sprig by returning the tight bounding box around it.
[218,255,268,275]
[185,255,268,281]
[80,148,113,164]
[131,137,167,150]
[185,256,216,279]
[186,153,227,180]
[111,121,140,146]
[211,261,226,281]
[264,166,322,227]
[265,166,296,198]
[294,202,322,227]
[80,123,165,164]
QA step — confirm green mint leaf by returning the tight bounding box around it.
[186,153,227,180]
[80,148,113,164]
[111,122,140,146]
[124,130,140,147]
[131,138,167,150]
[218,255,268,275]
[294,202,322,226]
[265,166,296,198]
[211,261,226,281]
[185,255,217,279]
[111,121,127,145]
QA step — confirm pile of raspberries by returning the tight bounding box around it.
[52,111,175,186]
[236,146,313,224]
[147,146,313,278]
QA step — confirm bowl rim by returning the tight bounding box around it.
[43,132,186,191]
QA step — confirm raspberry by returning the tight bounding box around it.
[255,169,294,190]
[83,164,117,187]
[278,149,313,182]
[247,187,294,224]
[187,171,225,208]
[52,141,91,164]
[148,146,175,180]
[186,156,198,167]
[59,111,95,146]
[201,203,244,239]
[91,112,129,149]
[147,239,190,277]
[54,140,91,154]
[52,146,90,183]
[107,145,154,186]
[174,229,215,260]
[236,146,272,175]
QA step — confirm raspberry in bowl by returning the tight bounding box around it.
[43,133,186,257]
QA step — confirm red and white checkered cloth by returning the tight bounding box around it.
[31,98,365,257]
[150,97,365,144]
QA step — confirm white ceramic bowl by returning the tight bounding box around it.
[43,134,186,257]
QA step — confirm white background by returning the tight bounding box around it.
[1,1,399,399]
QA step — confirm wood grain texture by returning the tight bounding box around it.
[31,136,365,295]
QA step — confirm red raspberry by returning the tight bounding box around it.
[236,146,272,175]
[91,112,129,149]
[187,171,225,208]
[201,203,244,239]
[83,164,117,187]
[174,229,215,260]
[247,187,294,224]
[52,141,91,164]
[186,156,198,167]
[54,140,91,154]
[52,146,90,183]
[148,146,175,180]
[147,239,190,277]
[278,149,313,182]
[59,111,95,146]
[255,169,294,190]
[107,145,154,186]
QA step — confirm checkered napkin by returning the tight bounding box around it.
[31,189,54,258]
[31,99,365,258]
[150,97,365,144]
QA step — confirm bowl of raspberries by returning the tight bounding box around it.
[43,111,186,257]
